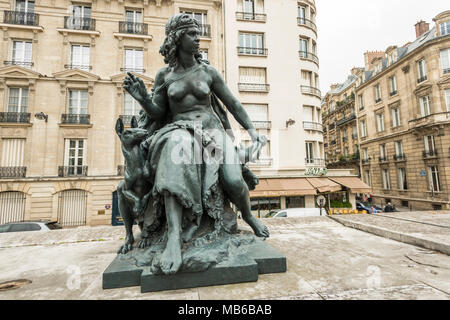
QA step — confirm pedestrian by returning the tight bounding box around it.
[370,206,375,214]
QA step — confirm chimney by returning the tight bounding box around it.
[364,51,386,70]
[415,20,430,38]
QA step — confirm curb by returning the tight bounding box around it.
[329,216,450,256]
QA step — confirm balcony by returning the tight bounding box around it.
[120,67,146,73]
[390,90,398,97]
[58,166,88,177]
[117,165,126,176]
[299,51,319,65]
[417,75,427,84]
[238,83,270,92]
[3,10,39,26]
[362,158,371,165]
[61,114,90,125]
[379,156,389,163]
[393,154,407,162]
[0,167,26,178]
[235,12,267,22]
[0,112,31,124]
[375,98,382,104]
[65,64,92,71]
[297,18,317,33]
[119,21,148,35]
[253,121,272,129]
[64,16,96,31]
[300,86,321,98]
[305,158,325,166]
[303,121,323,132]
[4,60,33,68]
[336,114,356,127]
[198,24,211,37]
[237,47,268,56]
[324,143,328,148]
[423,150,438,158]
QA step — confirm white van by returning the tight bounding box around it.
[272,208,327,218]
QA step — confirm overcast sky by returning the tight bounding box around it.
[316,0,449,95]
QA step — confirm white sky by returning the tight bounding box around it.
[316,0,449,95]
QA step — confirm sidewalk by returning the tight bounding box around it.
[0,215,449,300]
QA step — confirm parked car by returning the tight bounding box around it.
[356,202,381,214]
[272,208,327,218]
[0,221,62,233]
[264,210,280,218]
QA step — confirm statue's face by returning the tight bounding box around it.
[179,26,200,54]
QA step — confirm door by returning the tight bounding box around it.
[0,192,26,224]
[58,190,87,227]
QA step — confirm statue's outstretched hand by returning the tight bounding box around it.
[124,72,148,104]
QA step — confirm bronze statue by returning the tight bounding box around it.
[118,13,270,276]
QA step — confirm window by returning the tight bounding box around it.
[181,10,207,25]
[199,49,208,60]
[376,113,385,132]
[389,75,397,95]
[239,67,266,84]
[344,147,349,157]
[124,48,144,72]
[360,120,367,137]
[1,138,25,167]
[306,142,315,164]
[238,32,265,55]
[125,10,142,23]
[364,170,371,186]
[15,0,35,12]
[124,93,140,116]
[243,104,268,123]
[68,90,88,114]
[417,59,427,82]
[12,40,32,67]
[424,135,435,154]
[441,21,450,36]
[359,94,364,110]
[392,107,401,128]
[445,89,450,112]
[379,144,386,160]
[419,95,431,117]
[299,38,309,57]
[72,5,91,19]
[428,166,441,192]
[395,141,403,157]
[363,148,369,161]
[244,0,255,14]
[440,48,450,74]
[397,168,408,190]
[64,139,86,175]
[375,83,382,102]
[298,5,307,20]
[69,4,91,29]
[382,169,391,190]
[7,88,28,113]
[70,45,90,71]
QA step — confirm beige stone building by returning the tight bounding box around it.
[353,11,450,210]
[0,0,369,226]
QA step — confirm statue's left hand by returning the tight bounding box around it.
[124,72,148,104]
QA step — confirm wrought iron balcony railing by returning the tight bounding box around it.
[0,166,27,178]
[119,21,148,35]
[417,75,427,83]
[253,121,271,129]
[336,114,356,127]
[120,67,145,73]
[393,154,406,161]
[303,121,323,132]
[4,60,34,67]
[238,83,270,92]
[423,150,438,158]
[237,47,268,56]
[58,166,88,177]
[300,85,321,98]
[198,24,211,37]
[64,16,96,31]
[305,158,325,166]
[299,51,319,65]
[61,114,90,125]
[64,64,92,71]
[3,10,39,26]
[235,12,267,22]
[297,17,317,32]
[0,112,31,123]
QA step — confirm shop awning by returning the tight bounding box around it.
[251,178,317,197]
[306,178,342,193]
[329,177,372,193]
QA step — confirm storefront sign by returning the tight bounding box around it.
[305,168,328,176]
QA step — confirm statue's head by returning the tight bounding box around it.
[160,13,203,68]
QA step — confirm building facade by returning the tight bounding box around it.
[353,11,450,210]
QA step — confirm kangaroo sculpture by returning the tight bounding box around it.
[115,116,153,254]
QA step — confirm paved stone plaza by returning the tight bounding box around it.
[0,212,449,300]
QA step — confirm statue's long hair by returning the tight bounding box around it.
[159,13,203,68]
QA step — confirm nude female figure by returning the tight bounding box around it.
[124,14,269,275]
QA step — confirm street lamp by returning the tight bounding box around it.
[35,112,48,122]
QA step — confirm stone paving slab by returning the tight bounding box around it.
[0,216,449,300]
[330,212,450,255]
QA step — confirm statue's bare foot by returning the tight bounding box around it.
[159,235,182,275]
[181,223,199,243]
[243,215,270,238]
[118,235,134,254]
